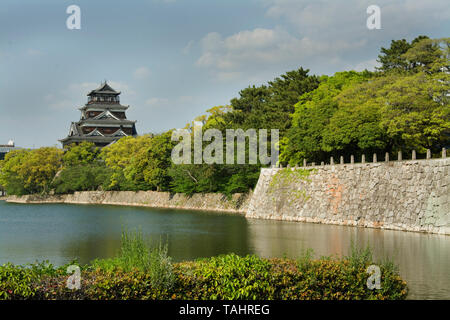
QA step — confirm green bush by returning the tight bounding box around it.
[0,238,408,300]
[184,253,274,300]
[0,261,60,299]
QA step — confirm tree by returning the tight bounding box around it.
[226,68,319,136]
[377,72,449,153]
[62,142,100,167]
[0,147,63,195]
[138,131,176,191]
[402,37,450,73]
[376,36,448,74]
[280,71,373,165]
[52,164,112,194]
[100,135,154,190]
[377,38,412,72]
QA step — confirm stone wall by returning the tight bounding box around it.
[6,191,251,214]
[246,157,450,235]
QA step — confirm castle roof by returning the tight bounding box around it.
[87,82,121,96]
[60,82,137,148]
[79,104,129,111]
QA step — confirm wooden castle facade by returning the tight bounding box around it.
[60,82,137,148]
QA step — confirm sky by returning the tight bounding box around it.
[0,0,448,148]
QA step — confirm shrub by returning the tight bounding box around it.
[182,254,274,300]
[0,261,60,299]
[0,241,408,300]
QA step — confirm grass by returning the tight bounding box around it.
[91,228,175,291]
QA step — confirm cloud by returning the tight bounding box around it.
[133,67,151,79]
[195,0,449,80]
[145,97,169,107]
[264,0,450,35]
[196,27,366,79]
[182,40,195,55]
[353,59,380,72]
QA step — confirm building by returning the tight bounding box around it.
[59,82,137,148]
[0,140,19,161]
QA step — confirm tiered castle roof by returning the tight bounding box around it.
[60,82,137,148]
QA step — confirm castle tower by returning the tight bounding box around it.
[59,82,137,148]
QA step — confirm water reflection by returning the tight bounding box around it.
[0,201,448,299]
[247,219,450,299]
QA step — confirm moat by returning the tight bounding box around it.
[0,201,448,300]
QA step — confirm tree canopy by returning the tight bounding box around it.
[1,35,448,196]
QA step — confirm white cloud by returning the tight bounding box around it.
[195,0,449,80]
[196,27,366,78]
[133,67,151,79]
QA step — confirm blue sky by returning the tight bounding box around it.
[0,0,448,148]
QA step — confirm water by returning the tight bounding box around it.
[0,201,448,299]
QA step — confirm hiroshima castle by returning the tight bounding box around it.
[60,82,137,148]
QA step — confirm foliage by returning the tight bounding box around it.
[282,37,449,165]
[100,135,154,191]
[0,248,407,300]
[62,142,100,167]
[375,35,443,73]
[99,133,176,192]
[185,253,273,300]
[52,164,112,194]
[281,71,373,165]
[226,68,319,136]
[91,229,175,292]
[0,261,60,300]
[268,168,316,202]
[0,229,408,300]
[0,147,63,195]
[167,69,319,194]
[136,131,175,191]
[332,71,449,154]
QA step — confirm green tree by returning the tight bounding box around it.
[100,135,154,190]
[138,131,176,191]
[52,164,112,194]
[226,68,319,136]
[281,71,373,165]
[62,142,100,167]
[0,147,63,195]
[377,38,413,72]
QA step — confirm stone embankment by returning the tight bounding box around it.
[6,191,251,214]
